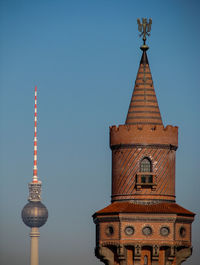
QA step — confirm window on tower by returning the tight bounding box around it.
[135,157,156,190]
[140,158,152,183]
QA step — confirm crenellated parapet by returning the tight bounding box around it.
[110,124,178,149]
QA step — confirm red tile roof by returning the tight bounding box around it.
[94,202,194,216]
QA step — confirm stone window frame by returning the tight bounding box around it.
[142,225,153,236]
[105,225,114,237]
[179,226,186,238]
[124,225,135,236]
[160,226,170,236]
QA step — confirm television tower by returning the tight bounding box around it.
[22,86,48,265]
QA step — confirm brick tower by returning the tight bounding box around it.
[93,19,195,265]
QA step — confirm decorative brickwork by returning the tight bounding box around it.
[111,145,176,203]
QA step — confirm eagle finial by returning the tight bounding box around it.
[137,18,152,49]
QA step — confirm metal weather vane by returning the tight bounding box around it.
[137,18,152,47]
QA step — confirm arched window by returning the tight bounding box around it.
[140,157,152,183]
[140,158,151,172]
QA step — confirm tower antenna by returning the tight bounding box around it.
[33,85,38,183]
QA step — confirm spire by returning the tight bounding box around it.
[125,19,163,126]
[33,86,38,182]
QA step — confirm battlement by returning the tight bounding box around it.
[110,124,178,148]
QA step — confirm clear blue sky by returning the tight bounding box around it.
[0,1,199,265]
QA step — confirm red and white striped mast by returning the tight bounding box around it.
[28,85,41,200]
[33,85,38,183]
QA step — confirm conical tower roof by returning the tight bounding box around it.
[125,48,163,126]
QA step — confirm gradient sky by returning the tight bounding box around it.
[0,1,199,265]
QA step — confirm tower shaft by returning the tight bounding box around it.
[30,228,40,265]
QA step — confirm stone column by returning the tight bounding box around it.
[134,245,141,265]
[152,245,159,265]
[117,245,126,265]
[30,227,40,265]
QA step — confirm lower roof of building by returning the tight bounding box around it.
[94,202,195,217]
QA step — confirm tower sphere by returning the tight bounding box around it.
[22,201,48,228]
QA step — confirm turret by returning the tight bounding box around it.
[93,18,195,265]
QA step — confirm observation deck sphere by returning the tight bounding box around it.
[22,201,48,228]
